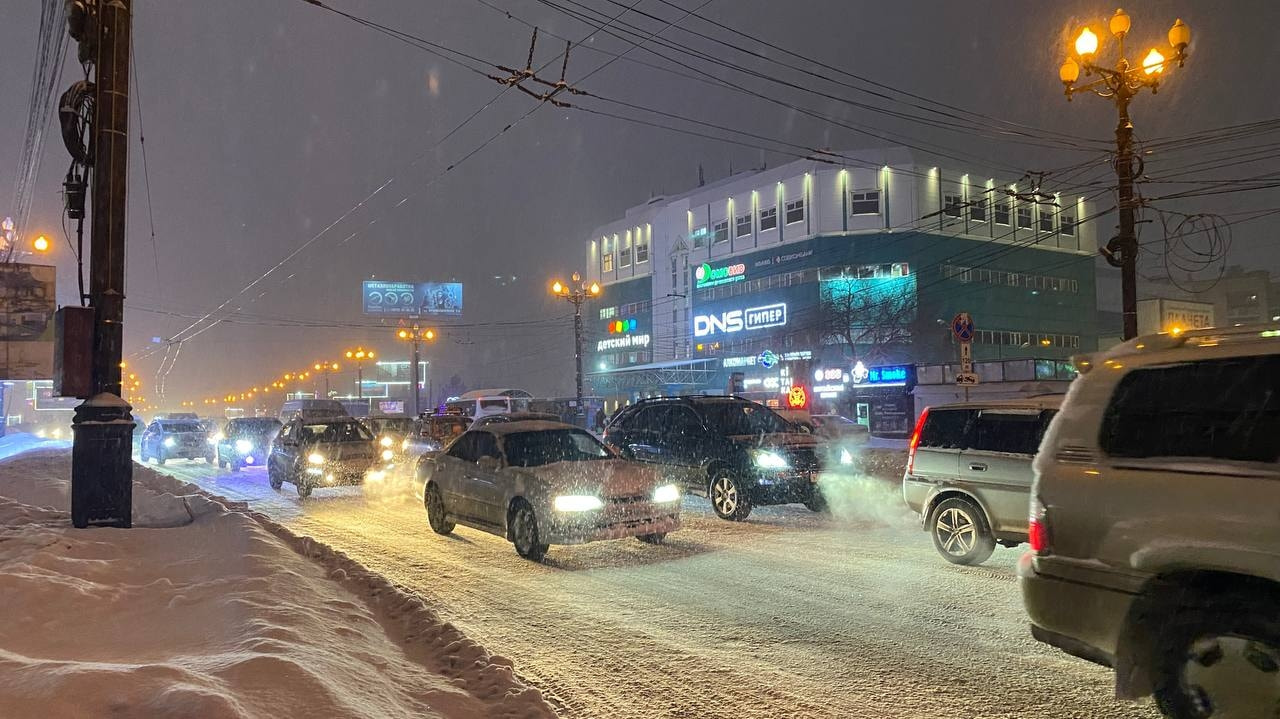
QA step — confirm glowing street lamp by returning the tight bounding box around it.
[549,272,603,427]
[396,326,437,417]
[31,235,50,253]
[344,347,375,400]
[1058,8,1191,340]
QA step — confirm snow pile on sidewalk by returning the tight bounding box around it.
[0,447,556,719]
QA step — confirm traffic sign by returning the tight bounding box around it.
[951,313,975,342]
[955,372,980,386]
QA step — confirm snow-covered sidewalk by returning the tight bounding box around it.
[0,442,556,719]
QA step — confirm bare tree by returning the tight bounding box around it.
[819,274,916,365]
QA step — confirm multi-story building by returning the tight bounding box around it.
[583,148,1099,421]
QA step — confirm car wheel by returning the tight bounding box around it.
[636,532,666,545]
[268,463,283,490]
[709,470,751,521]
[425,483,455,535]
[156,450,166,467]
[510,501,548,561]
[229,459,241,473]
[296,478,312,499]
[140,447,149,463]
[205,453,215,464]
[1153,595,1280,719]
[929,497,995,565]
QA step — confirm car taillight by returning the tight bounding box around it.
[1028,495,1050,554]
[906,407,929,476]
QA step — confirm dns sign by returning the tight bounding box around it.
[786,385,808,410]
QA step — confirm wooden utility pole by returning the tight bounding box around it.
[71,0,135,528]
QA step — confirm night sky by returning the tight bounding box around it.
[2,0,1277,404]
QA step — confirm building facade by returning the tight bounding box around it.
[583,149,1099,420]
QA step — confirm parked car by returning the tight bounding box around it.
[604,396,831,520]
[139,418,215,466]
[470,411,560,428]
[1020,325,1280,717]
[420,421,681,560]
[268,416,378,498]
[902,396,1061,565]
[215,417,283,471]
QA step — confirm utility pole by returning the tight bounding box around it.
[1058,9,1191,340]
[550,273,601,428]
[70,0,135,529]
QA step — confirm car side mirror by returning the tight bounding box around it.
[477,456,501,471]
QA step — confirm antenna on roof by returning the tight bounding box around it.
[697,163,705,187]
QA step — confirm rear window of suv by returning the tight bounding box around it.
[1100,354,1280,462]
[919,409,976,449]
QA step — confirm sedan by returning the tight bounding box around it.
[268,417,379,498]
[421,421,682,560]
[215,417,283,471]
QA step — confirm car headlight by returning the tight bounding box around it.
[839,448,853,466]
[652,483,680,504]
[307,452,325,465]
[752,450,789,470]
[401,438,410,450]
[553,495,604,512]
[235,439,254,454]
[380,436,393,448]
[163,437,176,448]
[381,449,394,461]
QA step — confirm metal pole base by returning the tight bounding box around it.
[70,393,135,528]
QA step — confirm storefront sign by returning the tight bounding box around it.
[786,385,808,409]
[757,350,778,369]
[753,249,814,269]
[607,318,639,334]
[722,348,798,368]
[694,262,746,289]
[694,302,788,337]
[850,363,913,388]
[1137,298,1215,334]
[596,334,651,351]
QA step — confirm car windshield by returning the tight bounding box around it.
[298,421,373,443]
[503,430,612,467]
[161,422,202,434]
[370,418,415,435]
[699,402,793,436]
[233,419,281,436]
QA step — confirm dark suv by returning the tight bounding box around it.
[215,417,283,471]
[604,396,823,520]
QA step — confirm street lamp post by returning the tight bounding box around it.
[344,348,375,400]
[550,273,601,428]
[1059,9,1190,340]
[396,326,436,417]
[313,361,340,398]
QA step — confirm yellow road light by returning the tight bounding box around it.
[32,235,50,253]
[551,280,565,295]
[1059,57,1080,85]
[313,363,322,371]
[1075,27,1099,58]
[1109,8,1130,39]
[397,329,410,339]
[589,282,601,296]
[1168,18,1190,51]
[1142,48,1165,75]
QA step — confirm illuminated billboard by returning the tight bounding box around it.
[0,263,55,379]
[362,281,463,316]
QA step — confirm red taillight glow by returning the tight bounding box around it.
[1029,496,1050,554]
[906,407,929,476]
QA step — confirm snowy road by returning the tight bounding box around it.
[153,457,1159,719]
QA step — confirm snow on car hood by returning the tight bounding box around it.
[727,432,819,450]
[515,459,661,497]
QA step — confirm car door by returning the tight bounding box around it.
[616,405,666,463]
[464,431,507,528]
[958,409,1051,535]
[665,406,713,492]
[271,421,299,476]
[433,432,476,512]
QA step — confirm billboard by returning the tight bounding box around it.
[362,281,462,316]
[0,263,55,379]
[1137,298,1214,334]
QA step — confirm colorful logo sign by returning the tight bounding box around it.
[694,262,746,289]
[757,349,778,369]
[787,385,808,410]
[608,318,639,334]
[693,302,787,337]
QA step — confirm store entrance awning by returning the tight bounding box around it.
[588,357,720,389]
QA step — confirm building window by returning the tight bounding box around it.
[635,229,649,264]
[943,193,963,218]
[759,207,777,231]
[1061,214,1075,236]
[601,237,614,273]
[713,220,729,244]
[969,196,986,222]
[599,306,617,320]
[994,200,1010,225]
[1039,207,1054,232]
[849,190,880,215]
[669,257,678,286]
[1017,205,1033,229]
[692,226,707,249]
[619,232,632,268]
[735,213,752,238]
[785,198,805,224]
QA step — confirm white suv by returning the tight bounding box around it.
[1019,324,1280,718]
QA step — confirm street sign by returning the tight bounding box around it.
[955,372,980,386]
[950,312,975,342]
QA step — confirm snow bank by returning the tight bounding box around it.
[0,449,556,719]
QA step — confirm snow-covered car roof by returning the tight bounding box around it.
[476,420,583,435]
